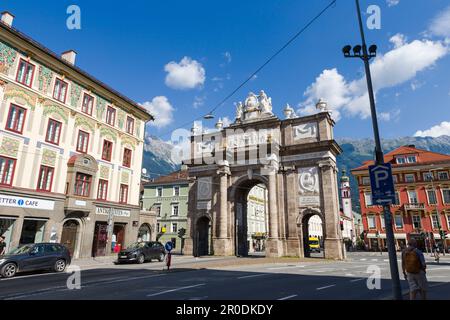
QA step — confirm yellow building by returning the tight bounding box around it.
[0,12,154,258]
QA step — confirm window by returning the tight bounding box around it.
[172,223,178,233]
[155,205,161,217]
[81,93,94,115]
[343,190,349,198]
[173,186,180,196]
[171,238,177,249]
[102,140,113,161]
[405,174,415,183]
[438,171,449,181]
[392,175,398,183]
[442,189,450,204]
[76,130,89,153]
[45,119,62,145]
[380,215,385,229]
[6,104,26,134]
[427,189,437,205]
[36,165,54,191]
[394,215,403,229]
[156,187,162,197]
[16,59,35,87]
[408,190,418,204]
[106,106,116,126]
[423,172,433,182]
[97,179,108,200]
[447,215,450,229]
[74,173,92,197]
[119,184,128,203]
[412,215,421,229]
[394,192,401,205]
[367,215,376,229]
[53,78,68,103]
[172,204,179,216]
[122,148,132,168]
[396,157,406,164]
[431,214,440,229]
[126,116,134,134]
[364,193,373,206]
[362,177,370,185]
[407,156,417,163]
[0,156,16,186]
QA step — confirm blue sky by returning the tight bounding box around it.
[3,0,450,141]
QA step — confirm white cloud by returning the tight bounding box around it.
[193,96,206,109]
[429,5,450,38]
[414,121,450,137]
[164,57,206,90]
[387,0,400,7]
[142,96,174,128]
[298,36,448,121]
[223,51,232,63]
[379,109,401,122]
[390,33,407,48]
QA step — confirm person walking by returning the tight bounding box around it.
[402,239,429,300]
[0,236,6,256]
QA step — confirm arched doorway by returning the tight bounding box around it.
[301,211,325,258]
[61,220,79,257]
[196,216,211,256]
[233,178,268,257]
[138,223,152,242]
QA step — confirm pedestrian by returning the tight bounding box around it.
[402,239,428,300]
[0,236,6,256]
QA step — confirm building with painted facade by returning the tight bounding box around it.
[142,170,189,252]
[352,145,450,252]
[0,12,154,258]
[246,184,268,253]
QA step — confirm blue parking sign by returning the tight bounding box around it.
[369,163,396,205]
[165,241,173,252]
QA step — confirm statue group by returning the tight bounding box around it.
[235,90,273,122]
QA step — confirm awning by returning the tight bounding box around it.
[367,233,406,239]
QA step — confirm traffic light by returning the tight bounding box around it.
[340,221,344,231]
[178,227,186,239]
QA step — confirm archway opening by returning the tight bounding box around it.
[303,214,324,258]
[234,179,268,257]
[196,216,211,256]
[61,220,80,257]
[138,223,152,242]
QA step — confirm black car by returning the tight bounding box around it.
[0,243,71,278]
[117,241,166,264]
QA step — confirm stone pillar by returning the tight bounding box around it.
[265,159,283,257]
[284,166,301,257]
[10,217,24,250]
[213,161,233,255]
[320,160,345,260]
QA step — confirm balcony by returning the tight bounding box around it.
[404,203,425,211]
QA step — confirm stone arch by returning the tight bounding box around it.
[61,216,85,259]
[297,208,325,258]
[194,215,212,257]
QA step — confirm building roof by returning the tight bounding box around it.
[0,19,153,121]
[351,145,450,172]
[143,170,189,186]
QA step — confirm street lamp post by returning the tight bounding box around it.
[342,0,402,300]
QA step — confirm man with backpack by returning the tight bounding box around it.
[402,239,428,300]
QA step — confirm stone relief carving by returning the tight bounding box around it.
[197,177,212,200]
[0,137,19,158]
[293,122,318,140]
[298,166,320,206]
[41,148,57,167]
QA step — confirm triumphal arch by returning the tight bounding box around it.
[183,90,345,260]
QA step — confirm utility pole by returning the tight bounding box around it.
[343,0,403,300]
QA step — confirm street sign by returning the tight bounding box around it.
[165,241,173,252]
[369,163,396,204]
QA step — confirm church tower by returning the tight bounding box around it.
[340,169,352,218]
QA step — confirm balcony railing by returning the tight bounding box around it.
[404,203,425,210]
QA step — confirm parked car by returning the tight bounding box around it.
[0,243,71,278]
[116,241,166,264]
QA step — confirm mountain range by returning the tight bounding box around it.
[142,135,450,211]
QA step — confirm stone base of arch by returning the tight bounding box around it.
[183,238,194,256]
[213,238,233,256]
[265,238,283,257]
[284,237,302,257]
[324,238,345,260]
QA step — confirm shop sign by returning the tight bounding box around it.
[0,194,54,211]
[96,207,131,218]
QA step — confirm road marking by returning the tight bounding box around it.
[345,273,354,276]
[146,283,205,297]
[277,294,298,300]
[371,259,378,262]
[314,268,335,273]
[267,265,305,270]
[360,259,367,261]
[384,259,389,262]
[350,278,365,282]
[316,284,336,290]
[237,274,268,279]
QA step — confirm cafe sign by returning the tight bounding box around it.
[0,194,55,211]
[96,207,131,218]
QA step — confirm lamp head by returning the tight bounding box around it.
[369,44,377,56]
[342,45,352,57]
[353,45,362,56]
